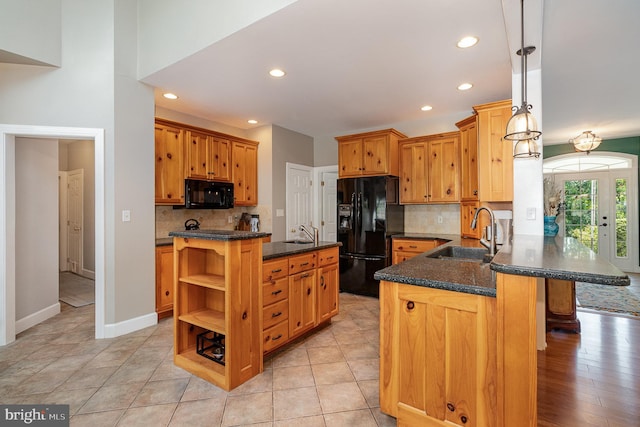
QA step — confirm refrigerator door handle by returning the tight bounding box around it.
[357,192,362,231]
[340,254,385,261]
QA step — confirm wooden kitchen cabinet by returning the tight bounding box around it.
[460,201,481,239]
[380,281,497,426]
[262,258,290,353]
[456,115,479,201]
[336,128,407,178]
[155,244,174,319]
[185,130,231,182]
[288,252,317,338]
[172,236,262,391]
[392,238,442,264]
[155,121,184,205]
[232,140,258,206]
[317,247,339,323]
[398,132,460,204]
[474,99,514,202]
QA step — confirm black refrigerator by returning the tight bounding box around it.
[337,176,404,297]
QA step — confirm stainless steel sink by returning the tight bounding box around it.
[283,239,314,244]
[426,245,492,263]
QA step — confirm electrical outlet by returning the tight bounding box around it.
[122,210,130,222]
[437,215,443,224]
[526,207,536,220]
[228,215,233,224]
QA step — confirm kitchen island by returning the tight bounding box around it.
[374,235,629,427]
[169,229,341,390]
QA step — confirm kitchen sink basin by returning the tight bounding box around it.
[426,245,492,263]
[284,239,314,244]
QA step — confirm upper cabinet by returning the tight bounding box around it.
[474,99,514,202]
[154,119,258,206]
[155,121,185,205]
[336,129,407,178]
[398,132,460,204]
[232,140,259,206]
[185,131,231,182]
[456,115,479,201]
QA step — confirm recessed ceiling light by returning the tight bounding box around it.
[457,36,479,48]
[457,83,473,91]
[163,93,178,100]
[247,119,258,124]
[421,105,433,111]
[269,69,286,78]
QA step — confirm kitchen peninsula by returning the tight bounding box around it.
[374,235,629,427]
[168,229,340,391]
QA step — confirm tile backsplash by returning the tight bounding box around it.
[155,205,271,239]
[403,204,460,234]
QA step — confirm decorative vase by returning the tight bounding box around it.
[544,216,559,237]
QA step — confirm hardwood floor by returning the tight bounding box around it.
[538,310,640,426]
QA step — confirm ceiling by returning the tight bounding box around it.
[144,0,640,146]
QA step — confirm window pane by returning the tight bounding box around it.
[615,178,628,258]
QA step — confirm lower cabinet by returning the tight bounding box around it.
[155,245,174,319]
[392,238,444,264]
[262,246,340,354]
[380,280,498,426]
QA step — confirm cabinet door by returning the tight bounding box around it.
[392,239,438,264]
[338,139,363,177]
[185,130,210,180]
[289,270,316,338]
[428,135,460,203]
[399,142,428,204]
[232,141,258,206]
[317,263,339,323]
[460,120,479,201]
[155,245,174,318]
[210,137,231,181]
[381,282,497,426]
[362,134,389,175]
[477,101,513,202]
[460,201,481,239]
[154,123,184,204]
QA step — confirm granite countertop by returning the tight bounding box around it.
[263,241,341,260]
[391,233,460,242]
[168,229,272,241]
[374,234,630,297]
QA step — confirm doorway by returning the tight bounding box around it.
[285,162,313,241]
[544,152,638,272]
[0,125,105,346]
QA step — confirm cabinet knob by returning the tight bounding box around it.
[447,402,455,412]
[166,153,172,160]
[165,291,170,296]
[307,287,312,296]
[406,301,415,310]
[242,311,247,320]
[446,188,451,195]
[460,415,468,424]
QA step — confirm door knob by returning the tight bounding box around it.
[599,223,608,227]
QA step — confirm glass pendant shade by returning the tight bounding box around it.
[504,104,541,141]
[571,131,601,154]
[513,138,540,158]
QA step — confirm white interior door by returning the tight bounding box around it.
[286,163,313,240]
[58,171,68,271]
[554,169,637,272]
[67,169,83,274]
[320,170,338,241]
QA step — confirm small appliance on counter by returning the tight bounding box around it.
[250,215,260,232]
[185,218,200,230]
[493,210,513,247]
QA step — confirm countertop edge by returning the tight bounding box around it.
[263,241,341,260]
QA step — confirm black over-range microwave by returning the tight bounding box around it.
[184,179,234,209]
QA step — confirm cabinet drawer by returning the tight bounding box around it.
[317,247,339,267]
[263,258,289,282]
[262,277,289,306]
[392,239,437,253]
[289,253,316,275]
[263,320,289,353]
[263,299,289,330]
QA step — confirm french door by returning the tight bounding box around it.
[554,170,636,272]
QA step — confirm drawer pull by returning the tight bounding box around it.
[307,287,312,296]
[300,273,310,278]
[409,245,418,249]
[271,268,282,273]
[326,256,334,260]
[271,311,282,318]
[299,262,309,267]
[271,290,282,296]
[272,334,283,341]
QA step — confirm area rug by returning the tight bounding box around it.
[59,272,95,307]
[576,282,640,317]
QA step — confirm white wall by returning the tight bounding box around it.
[15,138,59,330]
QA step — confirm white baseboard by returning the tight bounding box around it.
[15,303,61,335]
[81,268,95,280]
[102,312,158,339]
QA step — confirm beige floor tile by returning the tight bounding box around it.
[58,365,119,391]
[348,359,379,381]
[77,382,145,414]
[311,362,355,385]
[332,330,371,346]
[306,346,345,365]
[339,343,378,361]
[103,363,157,386]
[273,386,322,420]
[272,365,315,390]
[271,346,310,368]
[274,415,325,426]
[357,379,380,408]
[180,376,229,402]
[303,328,338,348]
[230,368,273,395]
[69,409,123,427]
[371,407,398,427]
[11,369,76,395]
[170,398,226,426]
[118,403,177,427]
[45,387,99,416]
[322,409,378,427]
[149,359,192,382]
[316,382,368,413]
[130,378,189,407]
[221,391,273,426]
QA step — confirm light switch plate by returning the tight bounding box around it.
[122,210,131,222]
[526,207,536,220]
[276,209,285,217]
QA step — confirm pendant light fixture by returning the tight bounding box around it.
[570,130,601,154]
[505,0,541,158]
